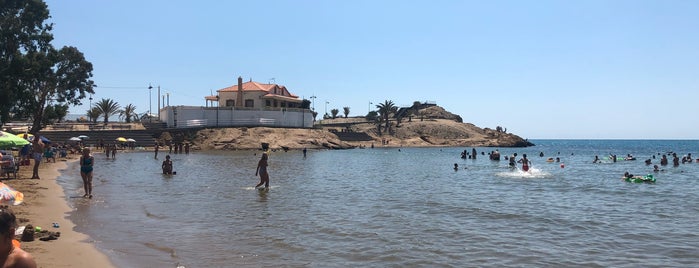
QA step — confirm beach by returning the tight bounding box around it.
[5,156,115,268]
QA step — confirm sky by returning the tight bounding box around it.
[44,0,699,139]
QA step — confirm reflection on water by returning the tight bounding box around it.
[55,141,699,267]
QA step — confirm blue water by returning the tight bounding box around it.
[56,140,699,267]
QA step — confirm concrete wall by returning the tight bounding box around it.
[160,106,314,128]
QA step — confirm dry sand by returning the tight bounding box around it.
[5,157,115,268]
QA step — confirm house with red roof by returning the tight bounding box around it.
[161,76,312,129]
[205,77,304,109]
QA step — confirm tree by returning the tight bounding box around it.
[343,107,350,118]
[330,108,339,119]
[1,2,95,132]
[0,0,53,124]
[95,98,120,123]
[301,99,311,109]
[365,111,378,121]
[120,104,138,123]
[42,103,69,125]
[86,107,101,123]
[376,100,397,134]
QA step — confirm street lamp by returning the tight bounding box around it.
[310,95,316,111]
[148,84,153,122]
[89,94,93,122]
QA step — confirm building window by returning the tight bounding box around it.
[245,99,254,107]
[226,100,235,107]
[273,100,278,107]
[265,100,271,107]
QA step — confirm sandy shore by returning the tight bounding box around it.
[4,156,115,268]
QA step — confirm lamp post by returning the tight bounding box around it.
[88,94,93,122]
[368,101,373,114]
[148,84,153,122]
[216,95,220,127]
[310,95,316,111]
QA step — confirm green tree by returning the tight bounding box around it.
[95,98,120,123]
[376,100,397,134]
[42,103,69,125]
[330,108,339,119]
[1,2,95,132]
[119,104,138,123]
[343,107,350,118]
[0,0,53,124]
[86,106,101,123]
[301,99,311,109]
[365,111,378,121]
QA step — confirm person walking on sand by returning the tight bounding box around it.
[80,148,94,198]
[518,153,531,172]
[255,152,270,189]
[0,207,37,268]
[30,135,44,179]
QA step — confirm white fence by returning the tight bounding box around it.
[161,106,313,129]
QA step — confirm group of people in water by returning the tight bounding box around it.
[456,149,536,171]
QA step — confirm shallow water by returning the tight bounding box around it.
[56,140,699,267]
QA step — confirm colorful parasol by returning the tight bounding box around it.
[0,182,24,205]
[0,131,30,149]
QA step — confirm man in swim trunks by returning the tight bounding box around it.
[518,153,531,171]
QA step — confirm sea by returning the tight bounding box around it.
[55,139,699,268]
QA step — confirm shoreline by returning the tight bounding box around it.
[6,156,115,267]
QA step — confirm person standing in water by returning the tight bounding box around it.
[518,153,531,172]
[255,152,270,189]
[162,155,173,175]
[80,148,94,198]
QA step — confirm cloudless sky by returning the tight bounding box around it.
[44,0,699,139]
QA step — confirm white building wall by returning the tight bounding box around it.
[160,106,313,128]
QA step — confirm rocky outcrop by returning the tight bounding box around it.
[190,105,533,150]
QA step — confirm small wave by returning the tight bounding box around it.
[496,167,553,179]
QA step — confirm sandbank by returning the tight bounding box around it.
[4,156,115,268]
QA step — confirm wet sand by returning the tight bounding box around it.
[4,156,115,267]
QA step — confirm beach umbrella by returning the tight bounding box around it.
[0,131,30,149]
[126,138,136,143]
[0,182,24,205]
[25,135,51,144]
[69,137,82,141]
[78,135,89,140]
[15,133,33,140]
[116,137,127,142]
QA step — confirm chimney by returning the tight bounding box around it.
[236,76,244,108]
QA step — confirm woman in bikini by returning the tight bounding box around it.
[80,148,94,198]
[255,152,270,189]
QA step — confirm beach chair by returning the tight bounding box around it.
[1,155,18,179]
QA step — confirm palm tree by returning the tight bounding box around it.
[330,108,339,119]
[95,98,121,123]
[86,107,101,123]
[376,100,397,134]
[120,104,138,123]
[343,107,350,118]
